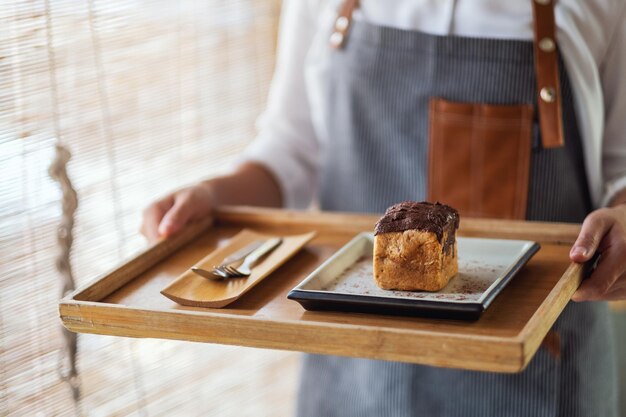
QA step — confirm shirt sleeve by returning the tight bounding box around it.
[599,2,626,206]
[237,0,321,209]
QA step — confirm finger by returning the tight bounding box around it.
[603,273,626,298]
[158,194,196,237]
[569,211,611,263]
[140,197,174,242]
[572,236,626,301]
[599,286,626,301]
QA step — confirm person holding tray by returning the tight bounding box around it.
[142,0,626,416]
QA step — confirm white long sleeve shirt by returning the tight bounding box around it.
[241,0,626,210]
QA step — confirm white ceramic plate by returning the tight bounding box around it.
[288,233,540,320]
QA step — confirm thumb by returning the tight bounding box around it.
[570,213,609,263]
[158,198,194,237]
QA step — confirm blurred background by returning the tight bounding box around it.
[1,0,625,416]
[1,0,300,416]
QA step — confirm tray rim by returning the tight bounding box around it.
[59,206,585,373]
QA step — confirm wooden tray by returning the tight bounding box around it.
[59,206,587,373]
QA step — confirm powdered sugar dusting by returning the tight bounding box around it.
[322,256,508,303]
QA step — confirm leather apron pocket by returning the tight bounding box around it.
[427,98,534,219]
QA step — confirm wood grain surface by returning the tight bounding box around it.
[60,206,586,373]
[161,229,316,307]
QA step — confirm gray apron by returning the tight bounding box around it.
[297,16,618,417]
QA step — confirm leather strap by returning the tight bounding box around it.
[329,0,358,48]
[532,0,564,148]
[331,0,565,148]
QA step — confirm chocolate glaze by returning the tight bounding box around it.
[374,201,460,254]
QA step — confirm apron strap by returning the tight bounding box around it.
[331,0,564,148]
[532,0,564,148]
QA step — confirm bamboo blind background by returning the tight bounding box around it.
[1,0,301,416]
[3,0,626,416]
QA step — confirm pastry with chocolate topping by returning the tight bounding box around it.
[373,201,459,291]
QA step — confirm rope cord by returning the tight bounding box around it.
[43,0,80,401]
